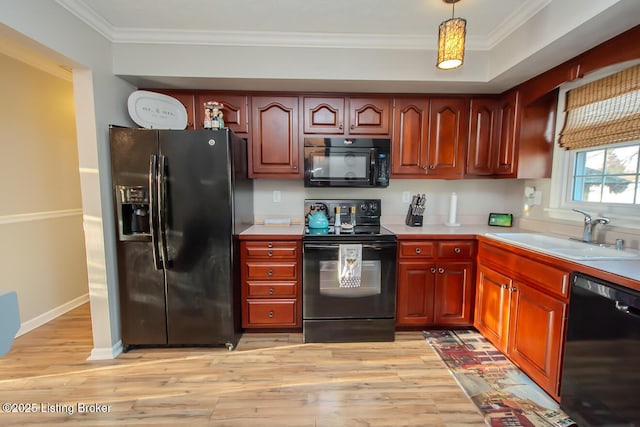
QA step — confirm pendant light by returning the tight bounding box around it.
[437,0,466,70]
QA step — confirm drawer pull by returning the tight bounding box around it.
[454,247,461,254]
[268,250,273,257]
[438,267,445,274]
[268,311,274,318]
[415,248,421,254]
[267,269,273,276]
[269,288,274,295]
[268,242,273,248]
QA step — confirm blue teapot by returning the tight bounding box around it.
[307,210,329,229]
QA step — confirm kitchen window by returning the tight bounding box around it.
[572,143,639,205]
[549,61,640,226]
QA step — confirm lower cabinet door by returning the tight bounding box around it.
[396,261,436,326]
[434,261,474,326]
[507,281,566,398]
[474,264,511,352]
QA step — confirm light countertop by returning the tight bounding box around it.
[240,223,640,290]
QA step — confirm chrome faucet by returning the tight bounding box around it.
[572,209,610,243]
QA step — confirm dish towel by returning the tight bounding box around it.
[338,244,362,288]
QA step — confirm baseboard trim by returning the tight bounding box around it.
[16,293,89,337]
[88,341,123,360]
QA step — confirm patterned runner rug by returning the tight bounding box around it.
[423,330,577,427]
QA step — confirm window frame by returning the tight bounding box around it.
[548,60,640,229]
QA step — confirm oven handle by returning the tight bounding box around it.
[303,242,396,250]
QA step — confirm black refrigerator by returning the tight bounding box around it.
[109,127,253,351]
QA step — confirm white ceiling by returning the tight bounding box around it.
[55,0,640,93]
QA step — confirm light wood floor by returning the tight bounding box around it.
[0,304,485,426]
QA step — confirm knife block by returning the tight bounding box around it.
[405,206,423,227]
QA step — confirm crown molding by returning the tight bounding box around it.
[56,0,114,41]
[56,0,490,51]
[486,0,553,48]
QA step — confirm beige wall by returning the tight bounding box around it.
[0,52,89,333]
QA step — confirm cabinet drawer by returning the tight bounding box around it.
[245,262,297,280]
[438,241,475,258]
[246,282,298,298]
[243,241,298,259]
[399,241,436,258]
[246,300,297,326]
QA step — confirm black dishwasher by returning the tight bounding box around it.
[560,273,640,426]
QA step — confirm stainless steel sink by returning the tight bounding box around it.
[485,232,639,260]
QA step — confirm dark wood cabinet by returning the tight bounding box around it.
[250,96,300,178]
[474,239,570,400]
[466,91,518,177]
[466,97,499,176]
[392,97,468,179]
[196,93,249,134]
[349,96,391,136]
[240,239,302,329]
[475,264,511,348]
[302,96,345,134]
[508,280,566,397]
[396,239,475,327]
[302,96,391,136]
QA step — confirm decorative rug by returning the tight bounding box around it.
[423,330,577,427]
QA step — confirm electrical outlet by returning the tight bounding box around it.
[402,191,411,203]
[272,190,281,203]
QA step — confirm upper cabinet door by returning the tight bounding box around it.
[467,97,499,176]
[426,98,468,179]
[302,96,345,134]
[196,94,250,135]
[494,90,519,177]
[392,97,429,176]
[348,97,391,136]
[250,96,300,178]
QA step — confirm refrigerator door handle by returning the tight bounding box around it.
[149,154,163,270]
[158,154,170,267]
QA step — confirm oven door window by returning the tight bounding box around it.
[307,149,371,184]
[319,260,381,297]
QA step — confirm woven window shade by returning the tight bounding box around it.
[558,63,640,150]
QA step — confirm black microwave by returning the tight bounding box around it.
[303,138,390,188]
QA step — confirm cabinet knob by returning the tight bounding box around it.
[339,123,343,130]
[430,165,436,170]
[422,165,429,170]
[268,242,273,248]
[267,269,273,276]
[501,284,509,289]
[269,288,274,295]
[415,248,421,254]
[454,247,461,254]
[268,250,273,257]
[350,124,355,130]
[268,311,274,318]
[430,267,436,273]
[510,286,518,292]
[438,267,445,274]
[292,164,298,169]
